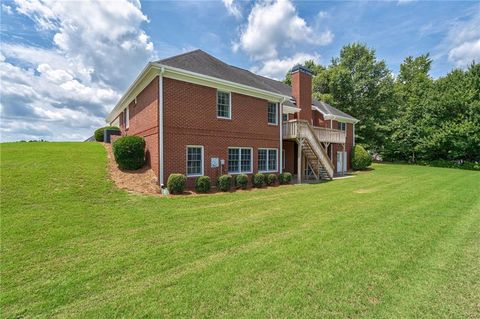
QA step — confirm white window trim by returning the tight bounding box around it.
[186,145,204,177]
[125,106,130,129]
[267,102,278,126]
[216,90,232,120]
[227,147,253,174]
[258,148,279,173]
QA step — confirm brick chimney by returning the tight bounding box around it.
[291,64,313,123]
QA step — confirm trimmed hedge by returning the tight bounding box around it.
[112,135,145,170]
[267,174,277,186]
[167,173,187,194]
[235,174,248,189]
[352,145,372,170]
[279,172,292,184]
[218,174,232,192]
[418,160,480,171]
[195,176,211,193]
[253,173,265,188]
[95,126,120,142]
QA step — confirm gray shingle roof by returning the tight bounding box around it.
[312,99,357,121]
[156,49,356,120]
[157,49,291,96]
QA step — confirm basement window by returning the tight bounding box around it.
[258,148,278,172]
[186,146,204,177]
[228,147,252,173]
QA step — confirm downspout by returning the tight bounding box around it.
[279,98,286,174]
[158,66,165,185]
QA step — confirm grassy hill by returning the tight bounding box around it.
[1,142,479,318]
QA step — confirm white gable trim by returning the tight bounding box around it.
[106,63,291,123]
[311,105,359,124]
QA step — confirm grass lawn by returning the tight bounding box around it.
[1,142,479,318]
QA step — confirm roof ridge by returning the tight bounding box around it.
[156,49,202,63]
[229,65,291,87]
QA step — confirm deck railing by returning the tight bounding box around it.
[282,120,346,144]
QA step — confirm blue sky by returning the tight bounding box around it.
[1,0,479,142]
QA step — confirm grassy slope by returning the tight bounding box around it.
[1,142,479,318]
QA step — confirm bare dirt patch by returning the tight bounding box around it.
[104,143,161,195]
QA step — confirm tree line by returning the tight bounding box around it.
[285,43,480,163]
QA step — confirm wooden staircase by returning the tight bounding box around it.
[302,137,333,180]
[283,119,342,181]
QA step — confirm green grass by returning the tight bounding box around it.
[1,142,479,318]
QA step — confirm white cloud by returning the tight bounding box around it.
[222,0,242,19]
[438,8,480,68]
[251,52,320,80]
[234,0,333,61]
[397,0,415,5]
[448,39,480,67]
[2,4,13,14]
[1,0,155,141]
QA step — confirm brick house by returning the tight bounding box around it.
[106,50,358,187]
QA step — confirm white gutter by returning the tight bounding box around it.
[106,62,154,123]
[311,105,359,124]
[107,62,291,123]
[152,63,291,101]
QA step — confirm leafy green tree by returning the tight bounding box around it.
[387,54,434,161]
[327,43,396,151]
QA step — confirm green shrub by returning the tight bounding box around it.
[195,176,211,193]
[112,135,145,170]
[267,174,277,186]
[352,145,372,170]
[95,126,120,142]
[235,174,248,189]
[253,173,265,188]
[217,174,232,192]
[418,159,480,171]
[167,173,187,194]
[279,172,292,184]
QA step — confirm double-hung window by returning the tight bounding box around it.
[267,102,277,125]
[125,106,130,129]
[258,148,278,172]
[228,147,252,173]
[186,146,204,176]
[282,113,288,122]
[217,91,231,119]
[338,122,346,131]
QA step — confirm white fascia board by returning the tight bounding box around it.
[283,105,300,114]
[106,63,157,123]
[107,62,292,123]
[324,114,359,124]
[312,104,359,124]
[312,105,327,115]
[152,63,290,103]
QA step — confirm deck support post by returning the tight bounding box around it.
[297,138,304,184]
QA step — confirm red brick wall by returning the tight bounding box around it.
[282,140,295,174]
[163,78,281,187]
[119,77,160,177]
[291,71,312,123]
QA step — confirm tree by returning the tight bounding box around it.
[387,54,434,161]
[327,43,396,151]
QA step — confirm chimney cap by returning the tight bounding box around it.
[291,64,313,76]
